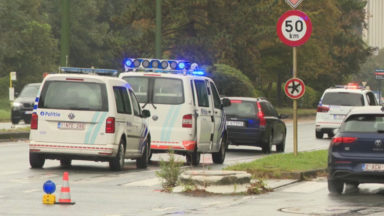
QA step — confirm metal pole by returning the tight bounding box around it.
[60,0,70,66]
[293,47,298,156]
[155,0,162,58]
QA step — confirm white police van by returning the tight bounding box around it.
[29,67,151,171]
[119,58,231,166]
[315,83,378,138]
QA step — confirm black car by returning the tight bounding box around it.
[11,83,41,124]
[223,97,287,153]
[328,106,384,194]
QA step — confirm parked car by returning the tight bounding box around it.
[29,67,151,171]
[11,83,41,124]
[222,97,287,153]
[328,106,384,194]
[315,83,378,139]
[119,58,231,166]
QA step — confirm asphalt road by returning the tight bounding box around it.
[1,121,384,215]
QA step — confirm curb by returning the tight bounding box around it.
[0,131,29,141]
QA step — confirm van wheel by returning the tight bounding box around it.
[316,131,323,139]
[262,133,272,154]
[186,148,200,166]
[29,152,45,168]
[110,140,125,171]
[328,132,335,138]
[328,179,344,194]
[212,135,227,164]
[136,138,150,169]
[60,159,72,168]
[276,137,285,153]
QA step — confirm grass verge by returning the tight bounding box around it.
[277,107,316,119]
[224,150,328,179]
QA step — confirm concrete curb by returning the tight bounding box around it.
[0,131,29,141]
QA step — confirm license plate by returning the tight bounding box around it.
[226,121,244,127]
[58,122,85,130]
[362,163,384,171]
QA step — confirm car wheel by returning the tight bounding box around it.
[11,117,20,125]
[109,140,125,171]
[315,131,323,139]
[29,152,45,168]
[328,179,344,194]
[262,133,272,154]
[136,138,150,169]
[60,159,72,168]
[186,148,200,166]
[212,135,227,164]
[276,136,285,153]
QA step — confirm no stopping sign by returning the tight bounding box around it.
[285,78,305,99]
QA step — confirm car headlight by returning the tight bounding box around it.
[12,102,22,109]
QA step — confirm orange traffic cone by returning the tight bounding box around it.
[56,172,75,205]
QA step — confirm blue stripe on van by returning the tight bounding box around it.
[164,105,182,142]
[89,112,108,144]
[84,112,101,144]
[161,105,176,141]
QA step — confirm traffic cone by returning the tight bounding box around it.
[56,172,75,205]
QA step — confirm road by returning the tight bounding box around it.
[1,121,384,215]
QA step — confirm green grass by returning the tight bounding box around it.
[224,150,328,178]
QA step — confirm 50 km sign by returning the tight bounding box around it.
[277,10,312,47]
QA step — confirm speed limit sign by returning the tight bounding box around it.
[277,10,312,47]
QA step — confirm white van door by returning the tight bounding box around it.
[193,79,214,151]
[209,81,225,151]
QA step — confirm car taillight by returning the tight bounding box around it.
[106,117,115,133]
[31,113,38,129]
[256,102,266,127]
[317,106,329,112]
[182,114,193,128]
[330,137,357,146]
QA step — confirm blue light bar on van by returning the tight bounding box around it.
[60,67,118,76]
[123,58,201,76]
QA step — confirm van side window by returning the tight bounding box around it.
[113,87,131,114]
[210,82,221,109]
[194,80,209,107]
[129,90,141,116]
[366,92,378,105]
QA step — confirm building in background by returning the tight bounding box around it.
[364,0,384,50]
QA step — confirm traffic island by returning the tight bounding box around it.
[174,170,270,194]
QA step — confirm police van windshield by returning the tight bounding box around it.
[123,77,184,105]
[38,81,108,111]
[322,92,364,106]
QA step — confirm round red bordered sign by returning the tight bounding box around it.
[277,10,312,47]
[284,78,305,99]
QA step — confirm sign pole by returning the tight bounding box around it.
[293,47,298,156]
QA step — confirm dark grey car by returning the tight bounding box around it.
[11,83,41,124]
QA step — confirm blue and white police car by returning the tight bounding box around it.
[119,58,231,166]
[29,67,151,171]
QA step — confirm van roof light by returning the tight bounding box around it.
[60,67,118,76]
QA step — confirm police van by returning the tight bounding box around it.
[315,83,378,138]
[119,58,231,166]
[29,67,151,171]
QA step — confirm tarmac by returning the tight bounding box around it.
[0,122,323,195]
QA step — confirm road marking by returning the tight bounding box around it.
[280,181,325,193]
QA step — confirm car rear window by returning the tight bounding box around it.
[224,100,258,117]
[123,76,184,105]
[341,114,384,133]
[122,77,149,103]
[38,80,108,111]
[322,92,364,106]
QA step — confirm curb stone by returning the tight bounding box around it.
[0,131,29,141]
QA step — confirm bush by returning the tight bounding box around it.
[155,151,183,192]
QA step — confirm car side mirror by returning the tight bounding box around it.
[221,98,231,108]
[279,114,289,119]
[15,92,19,97]
[142,109,151,118]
